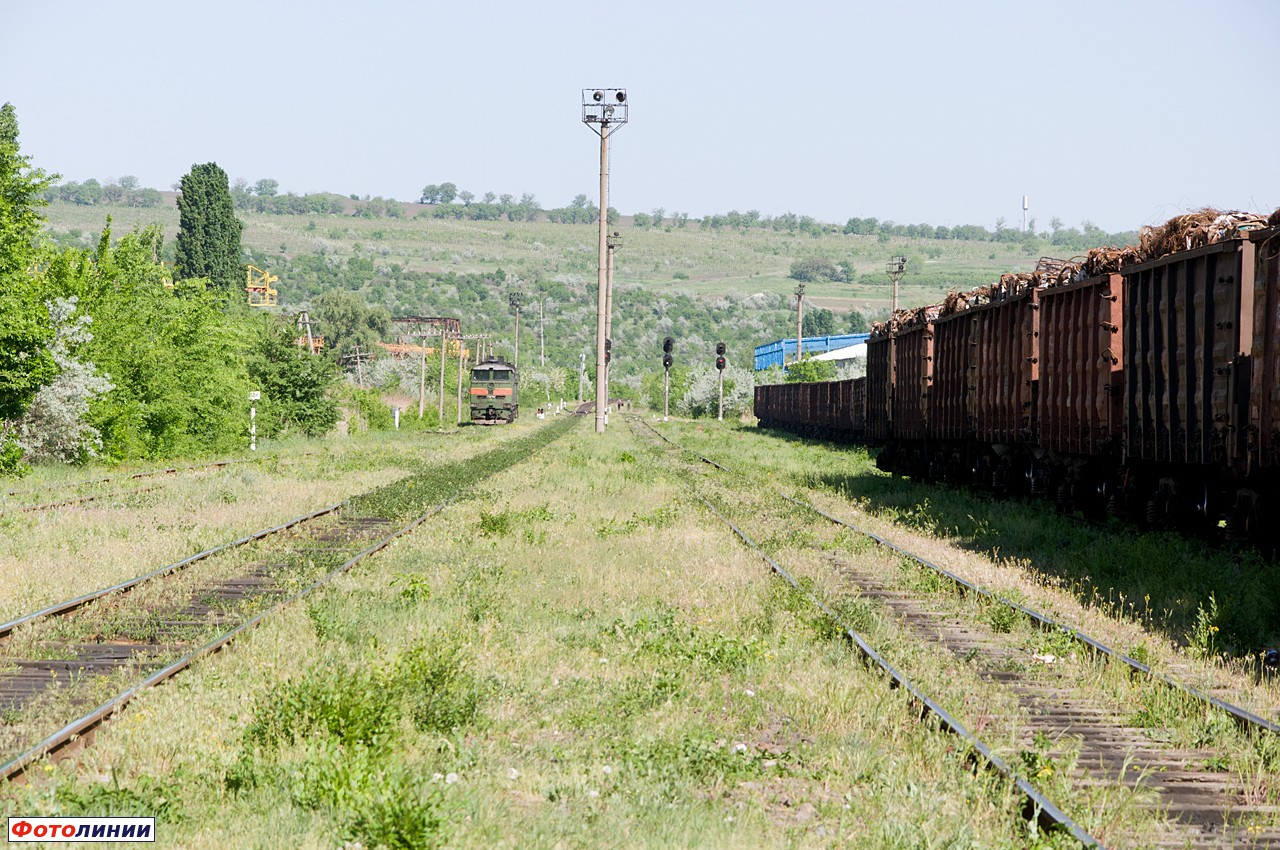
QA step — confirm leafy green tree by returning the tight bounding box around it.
[0,103,56,277]
[846,309,869,334]
[802,306,836,337]
[786,357,836,383]
[175,162,244,293]
[42,222,257,459]
[311,289,391,362]
[253,178,279,197]
[247,320,339,437]
[119,175,139,190]
[0,103,57,470]
[789,256,838,282]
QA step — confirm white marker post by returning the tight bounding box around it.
[248,391,260,451]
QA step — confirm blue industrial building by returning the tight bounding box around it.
[754,334,870,371]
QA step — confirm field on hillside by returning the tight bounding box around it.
[43,199,1048,319]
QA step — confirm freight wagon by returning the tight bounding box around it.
[753,211,1280,542]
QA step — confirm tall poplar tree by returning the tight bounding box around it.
[175,162,243,293]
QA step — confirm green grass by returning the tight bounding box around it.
[5,418,1091,848]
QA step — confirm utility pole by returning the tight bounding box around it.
[795,282,805,363]
[509,291,522,370]
[582,87,628,433]
[344,347,372,389]
[886,256,906,314]
[417,335,428,418]
[392,317,460,420]
[438,327,446,428]
[456,333,466,426]
[538,297,546,368]
[453,333,489,424]
[297,311,317,355]
[605,230,621,395]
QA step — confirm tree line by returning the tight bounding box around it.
[42,168,1142,252]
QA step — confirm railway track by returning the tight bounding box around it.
[0,418,577,784]
[634,417,1280,848]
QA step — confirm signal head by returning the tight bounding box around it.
[663,353,673,369]
[715,342,726,356]
[716,356,726,371]
[663,336,674,354]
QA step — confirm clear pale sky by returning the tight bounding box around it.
[6,0,1277,233]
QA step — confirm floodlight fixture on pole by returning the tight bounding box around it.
[886,256,907,313]
[582,87,628,433]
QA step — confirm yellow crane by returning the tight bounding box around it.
[245,265,278,307]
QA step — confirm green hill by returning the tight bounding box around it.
[39,198,1079,384]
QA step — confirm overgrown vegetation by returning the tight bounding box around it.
[0,111,339,470]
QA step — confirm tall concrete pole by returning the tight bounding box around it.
[594,124,609,433]
[605,236,615,394]
[456,338,465,425]
[795,283,805,363]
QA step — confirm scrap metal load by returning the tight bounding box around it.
[756,208,1280,542]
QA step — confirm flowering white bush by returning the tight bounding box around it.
[17,297,114,462]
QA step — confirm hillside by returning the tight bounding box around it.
[40,198,1074,386]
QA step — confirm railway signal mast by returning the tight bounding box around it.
[662,337,674,422]
[582,87,628,433]
[715,342,726,421]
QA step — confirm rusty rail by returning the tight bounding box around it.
[0,502,346,641]
[0,502,446,784]
[636,417,1280,736]
[631,417,1099,846]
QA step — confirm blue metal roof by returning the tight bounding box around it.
[754,333,870,370]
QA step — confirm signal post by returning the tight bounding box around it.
[662,337,674,421]
[715,342,726,421]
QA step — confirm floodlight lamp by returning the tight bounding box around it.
[615,90,627,103]
[604,105,615,118]
[593,90,604,102]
